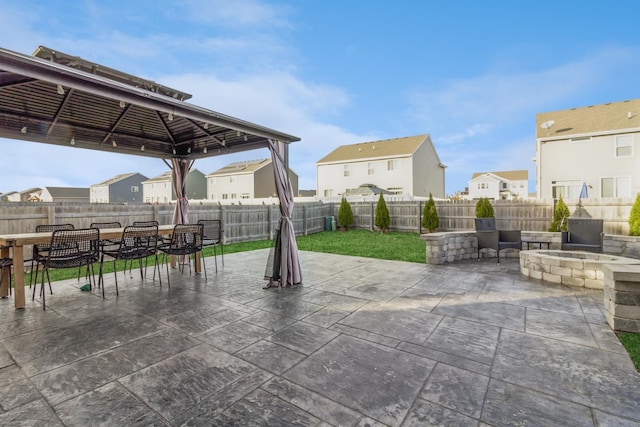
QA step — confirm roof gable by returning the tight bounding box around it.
[317,134,428,164]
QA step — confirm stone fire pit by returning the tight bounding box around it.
[520,250,640,289]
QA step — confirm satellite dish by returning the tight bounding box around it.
[540,120,555,130]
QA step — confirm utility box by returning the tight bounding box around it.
[325,216,335,231]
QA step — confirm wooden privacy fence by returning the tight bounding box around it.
[0,197,634,249]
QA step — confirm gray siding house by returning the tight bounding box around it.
[90,173,148,203]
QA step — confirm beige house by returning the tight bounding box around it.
[206,159,298,200]
[316,134,446,198]
[467,170,528,200]
[5,187,41,202]
[536,99,640,200]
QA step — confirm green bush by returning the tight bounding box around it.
[422,193,439,232]
[549,196,570,232]
[630,193,640,236]
[475,197,495,218]
[375,193,390,233]
[338,197,354,230]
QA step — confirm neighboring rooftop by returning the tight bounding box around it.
[471,170,528,181]
[208,159,271,176]
[536,98,640,138]
[317,134,429,164]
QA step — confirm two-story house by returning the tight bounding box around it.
[316,134,446,198]
[142,169,207,203]
[467,170,528,200]
[206,159,298,200]
[90,173,148,203]
[5,187,41,202]
[535,99,640,199]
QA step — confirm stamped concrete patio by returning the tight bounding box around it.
[0,249,639,426]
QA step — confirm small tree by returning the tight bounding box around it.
[422,193,439,232]
[337,197,354,230]
[475,197,495,218]
[549,196,570,232]
[375,193,390,233]
[629,193,640,236]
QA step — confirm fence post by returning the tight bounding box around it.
[303,204,308,235]
[370,202,374,231]
[417,200,422,234]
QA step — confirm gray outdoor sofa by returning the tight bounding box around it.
[561,218,604,253]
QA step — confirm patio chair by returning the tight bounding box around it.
[30,223,75,292]
[561,218,604,253]
[198,219,224,272]
[475,218,522,263]
[34,228,100,310]
[158,223,206,286]
[0,256,12,296]
[79,222,123,281]
[99,224,161,297]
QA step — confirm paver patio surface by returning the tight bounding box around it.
[0,249,639,426]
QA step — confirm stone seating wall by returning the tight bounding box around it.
[422,231,640,265]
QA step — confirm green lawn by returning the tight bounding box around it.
[19,229,640,372]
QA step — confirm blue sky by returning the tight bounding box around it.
[1,0,639,196]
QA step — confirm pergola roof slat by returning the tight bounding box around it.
[0,46,300,160]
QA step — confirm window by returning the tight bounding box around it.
[615,135,633,157]
[343,165,350,177]
[231,193,237,199]
[387,187,403,195]
[551,180,581,199]
[601,176,630,198]
[323,189,333,197]
[222,194,229,199]
[130,186,139,193]
[368,163,374,175]
[210,193,217,199]
[229,176,236,183]
[387,159,398,171]
[240,193,250,199]
[477,183,487,189]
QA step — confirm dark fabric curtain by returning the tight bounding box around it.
[171,158,192,225]
[265,139,302,287]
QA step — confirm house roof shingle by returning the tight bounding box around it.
[471,170,528,181]
[142,169,203,183]
[207,159,271,176]
[93,173,140,186]
[44,187,89,198]
[317,134,429,164]
[536,98,640,139]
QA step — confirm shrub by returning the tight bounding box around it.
[422,193,439,232]
[337,197,354,230]
[630,193,640,236]
[375,193,390,233]
[475,197,495,218]
[549,196,570,232]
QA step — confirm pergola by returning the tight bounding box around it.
[0,46,302,287]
